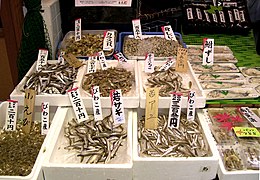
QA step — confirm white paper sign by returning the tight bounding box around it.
[92,86,103,121]
[98,51,108,70]
[187,91,196,121]
[212,13,218,23]
[234,9,240,21]
[114,52,128,63]
[144,53,155,73]
[228,11,234,23]
[219,11,225,23]
[75,18,81,41]
[204,10,211,22]
[75,0,132,7]
[196,8,202,20]
[41,102,49,135]
[187,8,194,20]
[168,93,182,129]
[239,107,260,128]
[159,57,175,71]
[36,49,48,72]
[103,31,115,51]
[132,19,142,39]
[68,87,88,123]
[58,51,65,65]
[87,56,97,74]
[240,10,246,22]
[110,89,125,124]
[161,25,177,41]
[5,100,18,131]
[202,38,214,65]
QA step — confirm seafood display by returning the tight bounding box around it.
[0,121,44,176]
[187,45,233,55]
[221,147,244,171]
[189,54,237,63]
[240,67,260,77]
[248,76,260,84]
[200,81,246,89]
[206,89,258,99]
[197,73,245,81]
[64,113,127,164]
[22,62,79,94]
[241,144,260,170]
[191,63,239,73]
[255,85,260,94]
[123,36,181,57]
[82,66,134,97]
[60,30,116,57]
[211,127,236,144]
[138,114,210,157]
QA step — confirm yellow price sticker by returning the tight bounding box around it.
[233,127,260,137]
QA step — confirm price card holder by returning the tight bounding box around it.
[41,102,49,135]
[22,89,36,134]
[110,89,125,124]
[36,49,48,72]
[5,100,18,131]
[103,31,115,51]
[144,53,155,73]
[63,53,83,68]
[87,56,97,74]
[161,25,177,41]
[168,93,182,129]
[132,19,142,39]
[98,51,108,70]
[75,18,81,41]
[145,87,159,129]
[175,47,188,72]
[233,127,260,137]
[114,52,128,63]
[202,38,214,66]
[187,91,196,121]
[92,86,103,121]
[159,57,175,71]
[239,107,260,128]
[68,87,89,123]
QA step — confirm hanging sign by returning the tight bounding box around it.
[144,53,155,73]
[202,38,214,65]
[110,89,125,124]
[132,19,142,39]
[36,49,48,72]
[75,18,81,41]
[168,93,182,129]
[145,87,159,129]
[5,100,18,131]
[92,86,103,121]
[161,25,177,41]
[41,102,49,135]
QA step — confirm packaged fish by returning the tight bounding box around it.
[239,143,260,170]
[210,126,237,144]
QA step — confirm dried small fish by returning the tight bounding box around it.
[82,67,134,97]
[207,90,250,99]
[200,81,245,89]
[192,64,238,73]
[248,77,260,84]
[222,148,244,171]
[198,73,243,81]
[64,114,127,164]
[242,67,260,76]
[23,62,79,94]
[138,114,210,158]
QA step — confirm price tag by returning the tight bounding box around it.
[159,57,175,71]
[87,56,97,74]
[168,93,182,129]
[204,10,211,22]
[92,86,103,121]
[212,13,218,23]
[68,87,88,123]
[219,11,225,23]
[145,87,159,129]
[75,18,81,41]
[114,52,128,63]
[239,107,260,128]
[110,89,125,124]
[196,8,202,20]
[41,102,49,135]
[175,47,188,72]
[22,89,36,134]
[161,25,177,41]
[98,51,108,70]
[202,38,214,65]
[187,91,196,121]
[36,49,48,72]
[144,53,155,73]
[233,127,260,137]
[58,51,65,65]
[5,100,18,131]
[103,31,115,51]
[132,19,142,39]
[228,10,234,23]
[233,9,240,21]
[187,8,194,20]
[63,53,83,68]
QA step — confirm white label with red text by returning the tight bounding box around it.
[132,19,142,39]
[159,58,175,71]
[168,93,182,129]
[162,25,177,41]
[92,86,103,121]
[36,49,48,71]
[68,87,88,123]
[87,56,97,74]
[145,53,155,73]
[98,51,108,70]
[41,102,49,135]
[203,38,214,65]
[239,107,260,128]
[75,18,81,41]
[114,52,128,63]
[5,100,18,131]
[103,31,115,51]
[187,91,196,121]
[110,89,125,124]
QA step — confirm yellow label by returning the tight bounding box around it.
[145,87,159,129]
[175,47,188,72]
[233,127,260,137]
[22,89,36,134]
[64,53,83,68]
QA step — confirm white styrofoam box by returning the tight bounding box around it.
[138,60,206,108]
[132,109,219,180]
[42,107,133,180]
[77,60,139,108]
[10,60,83,106]
[0,101,59,180]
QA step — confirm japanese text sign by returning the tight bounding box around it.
[161,25,177,41]
[5,100,18,131]
[159,57,175,71]
[233,127,260,137]
[36,49,48,72]
[92,86,103,121]
[87,56,97,74]
[202,38,214,66]
[110,89,125,124]
[145,87,159,129]
[41,102,49,135]
[98,51,109,70]
[114,52,128,63]
[168,93,182,129]
[187,91,196,121]
[132,19,142,39]
[75,18,81,41]
[103,31,115,51]
[58,51,65,65]
[175,47,188,72]
[144,53,155,73]
[239,107,260,128]
[75,0,132,7]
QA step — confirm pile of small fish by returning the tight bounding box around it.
[191,63,238,73]
[138,114,210,157]
[145,66,191,96]
[222,148,244,171]
[200,81,245,89]
[198,73,243,81]
[242,145,260,170]
[207,90,250,99]
[241,67,260,76]
[64,114,127,164]
[0,121,44,176]
[23,62,79,94]
[83,67,134,97]
[123,36,181,57]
